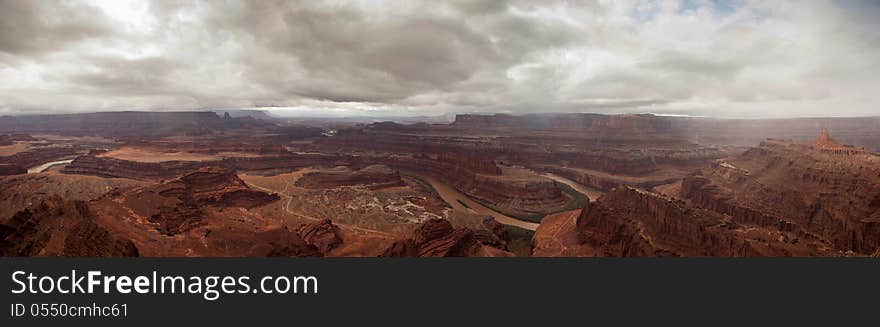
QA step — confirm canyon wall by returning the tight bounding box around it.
[678,140,880,254]
[296,165,405,190]
[125,167,280,235]
[62,155,209,181]
[0,146,82,168]
[384,153,570,216]
[61,153,351,181]
[575,187,826,256]
[0,196,139,257]
[381,219,511,257]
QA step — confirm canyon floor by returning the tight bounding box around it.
[1,111,879,257]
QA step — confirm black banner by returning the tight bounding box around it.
[2,258,877,326]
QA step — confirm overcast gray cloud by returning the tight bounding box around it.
[0,0,878,118]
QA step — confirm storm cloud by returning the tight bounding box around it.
[0,0,878,118]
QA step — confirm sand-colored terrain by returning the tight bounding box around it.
[241,169,408,235]
[241,170,400,256]
[532,210,588,256]
[0,171,148,221]
[98,147,222,162]
[29,134,117,144]
[0,142,30,156]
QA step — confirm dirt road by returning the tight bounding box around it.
[241,170,394,237]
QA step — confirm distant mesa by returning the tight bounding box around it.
[813,128,843,148]
[809,128,872,156]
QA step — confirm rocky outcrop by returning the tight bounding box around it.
[677,137,880,254]
[62,216,140,257]
[0,196,138,257]
[177,167,279,207]
[123,139,289,155]
[473,216,510,249]
[575,187,828,256]
[62,153,349,181]
[0,163,26,176]
[566,148,720,175]
[435,152,501,175]
[247,227,322,257]
[296,165,405,189]
[131,167,279,235]
[457,174,568,215]
[221,153,346,173]
[298,219,343,253]
[62,155,210,181]
[381,219,484,257]
[0,146,82,168]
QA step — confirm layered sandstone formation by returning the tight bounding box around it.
[0,191,343,257]
[387,153,570,217]
[574,187,828,256]
[223,154,341,173]
[678,133,880,254]
[381,219,511,257]
[62,155,209,181]
[62,153,349,181]
[123,167,279,235]
[0,146,82,168]
[563,148,720,175]
[0,196,139,257]
[244,227,322,257]
[564,131,878,257]
[0,173,148,221]
[473,216,511,248]
[298,219,343,253]
[295,165,405,189]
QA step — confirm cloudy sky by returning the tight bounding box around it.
[0,0,878,118]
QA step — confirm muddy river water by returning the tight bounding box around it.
[416,175,540,231]
[27,159,74,174]
[415,172,604,231]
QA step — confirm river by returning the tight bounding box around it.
[540,173,605,202]
[416,175,539,231]
[27,159,74,174]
